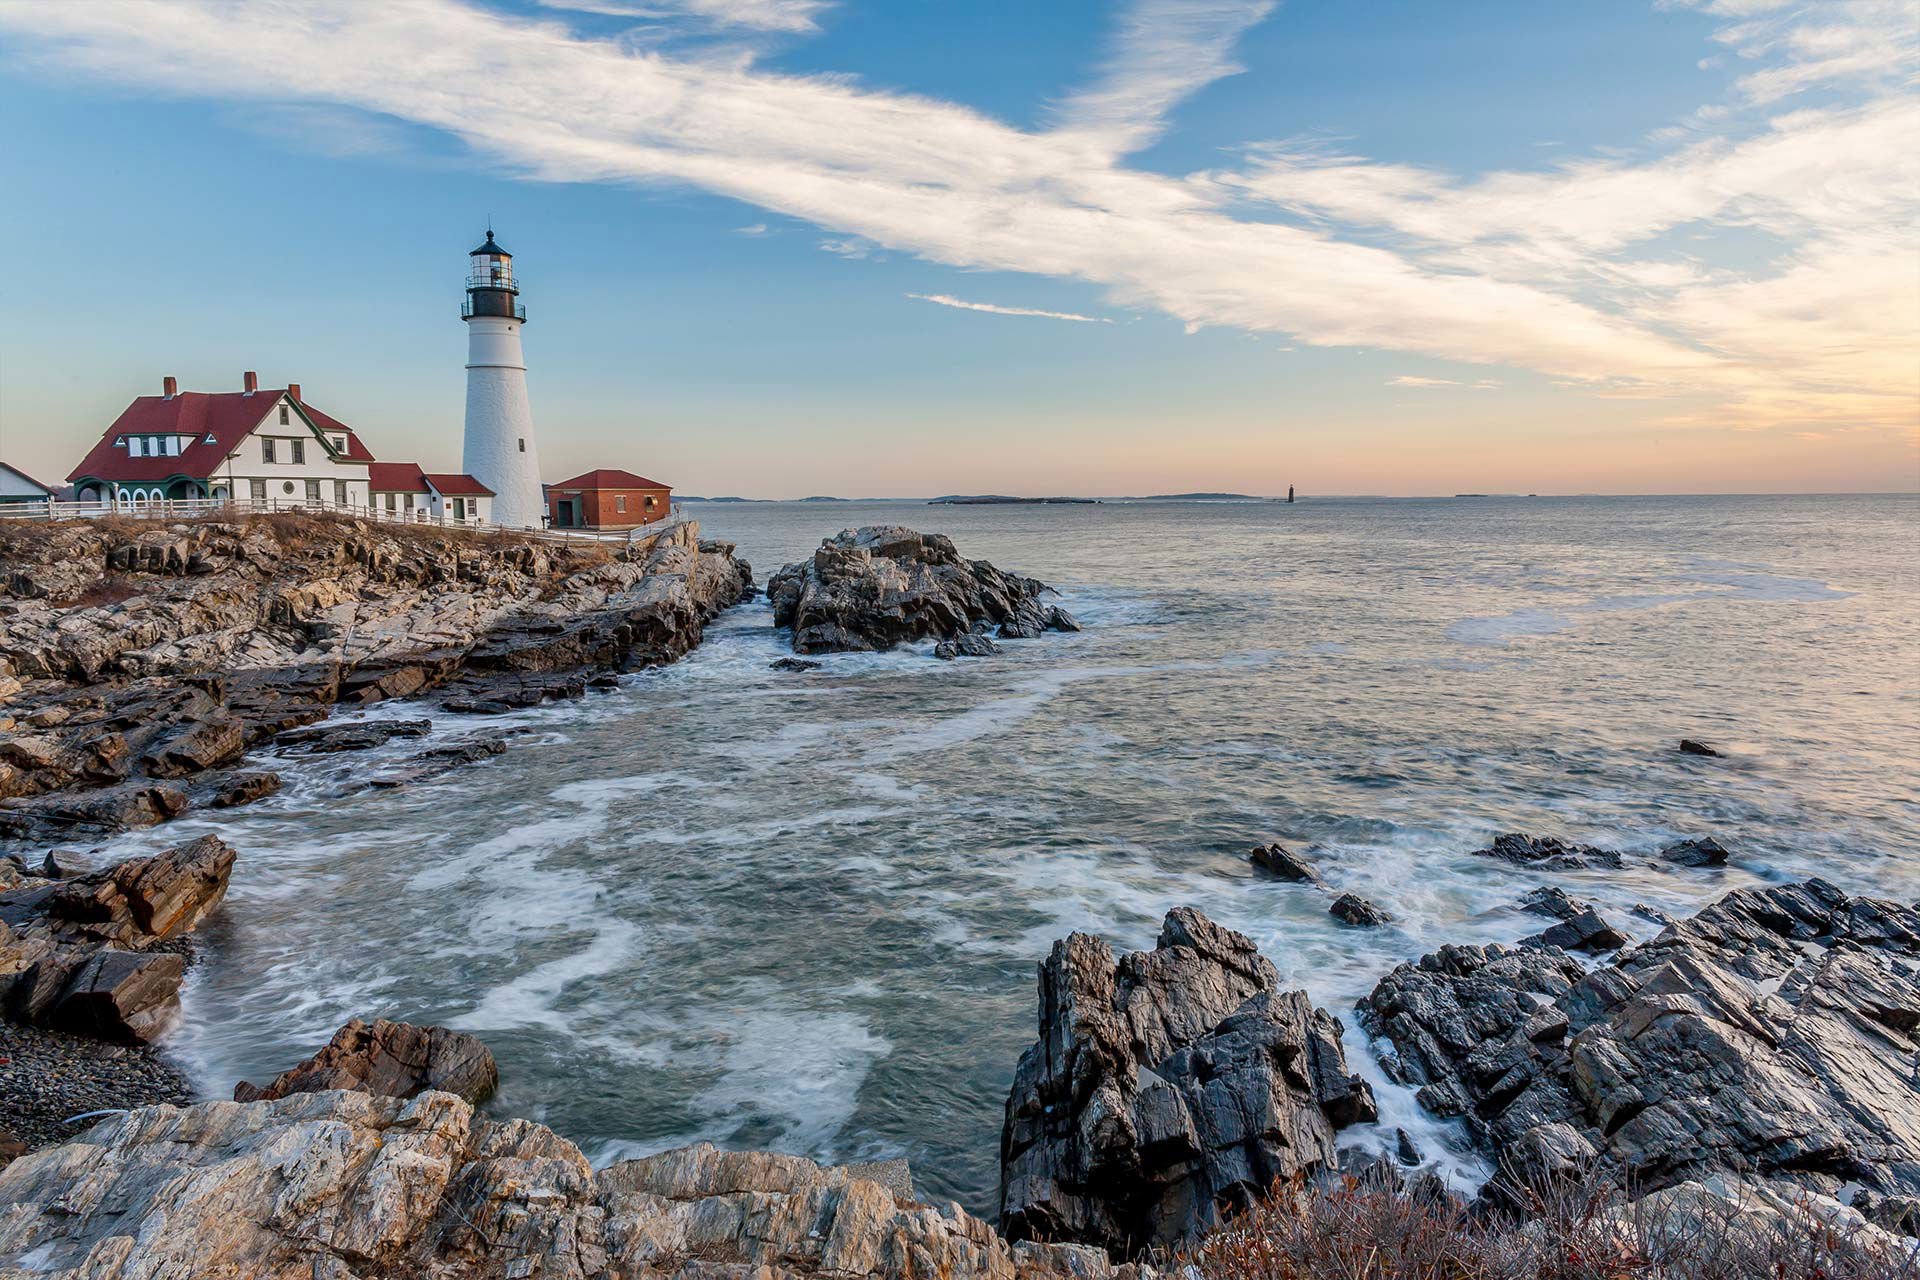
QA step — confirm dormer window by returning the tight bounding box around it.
[278,405,290,425]
[129,437,144,457]
[332,436,346,451]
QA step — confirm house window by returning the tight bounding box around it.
[384,492,396,512]
[304,479,321,503]
[615,495,627,513]
[129,437,145,458]
[262,438,276,463]
[148,436,161,455]
[291,440,305,465]
[332,437,345,451]
[403,493,415,512]
[518,438,526,453]
[645,495,657,508]
[282,480,296,495]
[333,481,348,504]
[279,405,290,425]
[250,479,266,501]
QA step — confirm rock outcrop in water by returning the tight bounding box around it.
[0,834,234,1042]
[1357,878,1920,1207]
[1000,907,1376,1256]
[0,515,751,836]
[0,1093,1128,1280]
[766,526,1078,654]
[234,1016,499,1105]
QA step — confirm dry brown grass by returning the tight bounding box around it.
[1176,1171,1916,1280]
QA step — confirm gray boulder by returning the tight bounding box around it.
[1000,907,1375,1255]
[1249,842,1324,886]
[1659,835,1731,868]
[1330,893,1394,927]
[766,526,1074,654]
[1470,832,1625,870]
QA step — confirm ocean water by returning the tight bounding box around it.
[58,494,1920,1213]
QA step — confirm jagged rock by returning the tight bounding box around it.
[769,657,822,672]
[209,770,282,807]
[1678,739,1723,757]
[1394,1127,1423,1166]
[1330,893,1394,927]
[365,737,508,789]
[1359,879,1920,1206]
[276,718,432,753]
[0,781,188,838]
[1659,835,1731,867]
[139,712,246,777]
[1516,886,1582,920]
[1469,831,1626,870]
[1001,907,1375,1255]
[1249,842,1324,885]
[1519,906,1629,953]
[934,633,1002,659]
[766,526,1073,654]
[0,835,234,1044]
[234,1017,499,1105]
[0,1094,1119,1280]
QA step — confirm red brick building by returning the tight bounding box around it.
[546,469,672,529]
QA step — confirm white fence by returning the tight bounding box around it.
[0,495,690,547]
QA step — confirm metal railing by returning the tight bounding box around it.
[0,496,690,547]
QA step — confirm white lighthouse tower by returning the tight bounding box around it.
[461,229,543,527]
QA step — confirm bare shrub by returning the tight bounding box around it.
[1179,1169,1918,1280]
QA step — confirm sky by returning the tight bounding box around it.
[0,0,1914,498]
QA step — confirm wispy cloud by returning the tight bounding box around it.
[1389,375,1502,389]
[0,0,1910,434]
[534,0,831,33]
[1053,0,1277,154]
[735,222,769,235]
[908,293,1112,323]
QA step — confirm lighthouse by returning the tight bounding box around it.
[461,229,543,527]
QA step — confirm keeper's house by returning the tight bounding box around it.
[68,373,376,508]
[546,468,672,530]
[1,461,56,506]
[367,462,495,525]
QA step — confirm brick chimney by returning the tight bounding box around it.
[287,382,301,403]
[163,375,177,399]
[243,370,258,396]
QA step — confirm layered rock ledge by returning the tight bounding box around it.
[0,1091,1126,1280]
[766,526,1078,654]
[0,514,751,836]
[1357,878,1920,1208]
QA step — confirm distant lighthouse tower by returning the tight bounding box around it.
[461,229,543,527]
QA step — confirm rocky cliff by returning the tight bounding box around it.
[0,514,751,836]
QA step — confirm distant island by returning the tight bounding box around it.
[929,495,1101,505]
[1121,492,1273,502]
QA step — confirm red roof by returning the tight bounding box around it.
[551,468,671,490]
[367,462,429,492]
[68,388,374,484]
[423,473,494,497]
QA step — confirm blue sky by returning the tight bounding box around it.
[0,0,1913,497]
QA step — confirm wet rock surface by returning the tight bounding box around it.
[1469,831,1626,870]
[766,526,1077,654]
[0,835,235,1043]
[1330,893,1394,927]
[1358,879,1920,1206]
[0,1095,1127,1280]
[234,1016,498,1105]
[1248,842,1324,886]
[0,514,751,836]
[1000,907,1375,1255]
